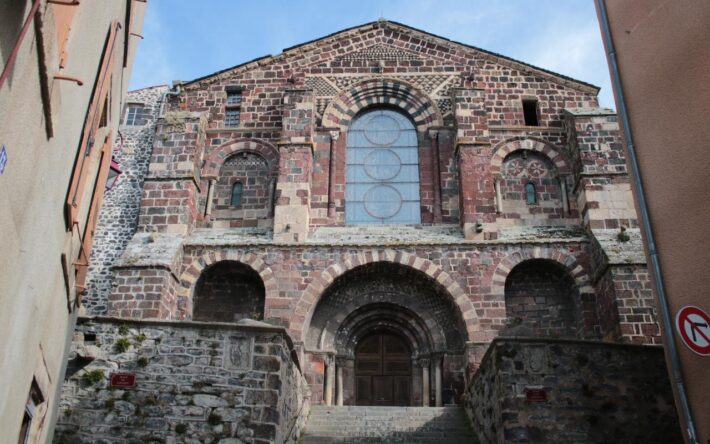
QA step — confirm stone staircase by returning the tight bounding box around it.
[300,405,479,444]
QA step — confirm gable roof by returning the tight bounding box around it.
[182,20,600,93]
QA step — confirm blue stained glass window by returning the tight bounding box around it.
[345,109,421,224]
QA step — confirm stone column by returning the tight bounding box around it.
[494,178,503,214]
[204,179,216,216]
[559,176,569,214]
[429,129,442,223]
[434,355,443,407]
[335,357,345,406]
[420,358,430,407]
[327,131,340,219]
[324,355,334,406]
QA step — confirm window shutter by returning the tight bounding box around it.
[65,21,119,228]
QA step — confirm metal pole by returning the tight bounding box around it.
[596,1,697,442]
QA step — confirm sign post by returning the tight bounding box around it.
[675,306,710,356]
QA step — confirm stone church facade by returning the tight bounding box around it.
[55,20,674,442]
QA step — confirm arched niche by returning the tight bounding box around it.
[501,259,579,338]
[193,260,265,322]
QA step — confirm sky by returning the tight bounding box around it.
[130,0,616,108]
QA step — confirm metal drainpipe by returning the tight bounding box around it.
[596,1,698,442]
[0,0,42,91]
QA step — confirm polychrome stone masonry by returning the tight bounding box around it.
[57,20,674,443]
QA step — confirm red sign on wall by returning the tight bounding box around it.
[110,372,136,388]
[525,387,547,402]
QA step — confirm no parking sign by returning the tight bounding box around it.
[675,306,710,356]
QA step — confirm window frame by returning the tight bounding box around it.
[525,182,537,205]
[522,98,540,126]
[224,86,243,128]
[17,380,44,444]
[230,181,243,207]
[123,103,144,126]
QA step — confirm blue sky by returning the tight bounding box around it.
[130,0,615,108]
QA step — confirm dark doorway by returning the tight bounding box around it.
[355,332,411,406]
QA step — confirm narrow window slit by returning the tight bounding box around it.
[522,99,539,126]
[231,182,243,207]
[525,182,537,204]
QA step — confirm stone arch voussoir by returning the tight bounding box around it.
[202,138,279,179]
[491,137,572,176]
[177,250,278,319]
[322,78,443,132]
[490,248,592,298]
[289,250,477,344]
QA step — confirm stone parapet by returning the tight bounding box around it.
[464,338,681,444]
[54,317,310,444]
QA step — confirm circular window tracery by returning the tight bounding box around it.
[363,149,402,180]
[364,185,403,219]
[363,113,401,146]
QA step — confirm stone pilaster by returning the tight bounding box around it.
[564,108,638,231]
[138,111,207,235]
[452,88,496,239]
[274,89,315,242]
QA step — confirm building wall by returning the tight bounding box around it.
[72,19,663,425]
[0,1,145,442]
[84,86,167,314]
[465,338,682,443]
[53,318,309,444]
[597,1,710,441]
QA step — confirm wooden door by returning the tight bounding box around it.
[355,333,411,406]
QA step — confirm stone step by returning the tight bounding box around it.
[301,406,478,444]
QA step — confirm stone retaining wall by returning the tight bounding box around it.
[53,317,309,444]
[464,338,681,444]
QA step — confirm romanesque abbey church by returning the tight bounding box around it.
[54,20,682,443]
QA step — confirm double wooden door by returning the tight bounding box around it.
[355,333,411,406]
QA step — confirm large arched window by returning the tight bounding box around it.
[345,109,421,224]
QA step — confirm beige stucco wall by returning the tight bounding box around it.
[598,1,710,442]
[0,1,145,442]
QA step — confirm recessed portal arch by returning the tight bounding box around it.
[305,261,468,406]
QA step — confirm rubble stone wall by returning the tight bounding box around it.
[464,338,681,444]
[84,86,167,314]
[54,318,309,444]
